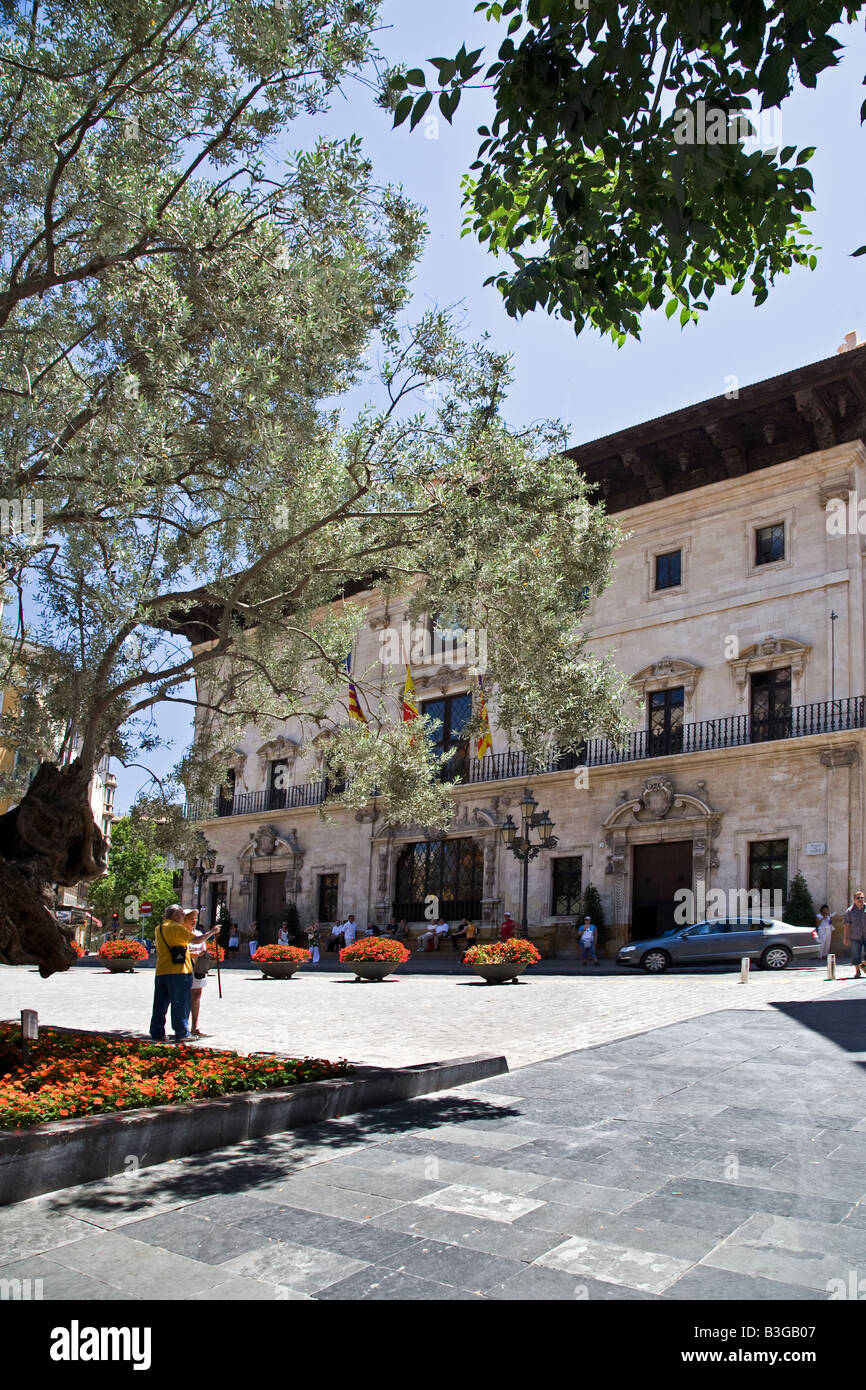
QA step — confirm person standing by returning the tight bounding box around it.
[307,921,321,964]
[326,922,344,953]
[247,920,258,959]
[278,923,289,945]
[187,910,219,1038]
[228,924,240,959]
[342,914,358,946]
[816,903,833,960]
[149,905,211,1043]
[500,913,516,941]
[843,891,866,977]
[578,915,599,966]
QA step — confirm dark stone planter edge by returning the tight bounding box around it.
[0,1052,508,1205]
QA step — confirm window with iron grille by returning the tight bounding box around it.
[318,873,339,923]
[755,523,785,565]
[552,857,583,916]
[394,837,484,920]
[748,839,788,903]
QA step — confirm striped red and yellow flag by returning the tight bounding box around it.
[346,652,367,726]
[477,675,492,759]
[402,664,419,722]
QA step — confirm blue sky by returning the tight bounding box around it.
[114,2,866,813]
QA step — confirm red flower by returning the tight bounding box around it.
[339,937,410,964]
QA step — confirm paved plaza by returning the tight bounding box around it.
[2,990,866,1300]
[0,955,852,1069]
[2,959,866,1300]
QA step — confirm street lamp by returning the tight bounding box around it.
[500,787,558,936]
[185,836,218,913]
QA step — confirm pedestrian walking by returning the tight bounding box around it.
[843,891,866,977]
[816,903,833,959]
[247,920,258,959]
[500,913,516,941]
[578,916,599,966]
[228,924,239,959]
[149,905,211,1043]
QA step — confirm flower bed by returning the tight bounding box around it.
[69,941,85,958]
[463,939,541,966]
[199,943,225,962]
[0,1024,350,1129]
[340,936,411,964]
[97,939,149,962]
[252,944,311,964]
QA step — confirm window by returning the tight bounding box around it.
[648,687,684,756]
[318,873,339,922]
[750,668,791,742]
[655,550,682,590]
[216,769,235,817]
[552,857,583,916]
[267,758,288,810]
[755,523,785,566]
[421,692,472,754]
[422,691,472,779]
[394,837,484,920]
[749,839,788,904]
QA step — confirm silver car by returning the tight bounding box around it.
[616,917,821,973]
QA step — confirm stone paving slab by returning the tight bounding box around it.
[6,987,866,1300]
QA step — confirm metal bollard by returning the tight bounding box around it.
[739,956,750,984]
[827,953,836,980]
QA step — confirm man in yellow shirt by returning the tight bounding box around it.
[149,905,216,1043]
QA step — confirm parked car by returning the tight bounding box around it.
[616,917,820,973]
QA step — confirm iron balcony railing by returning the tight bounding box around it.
[186,695,866,820]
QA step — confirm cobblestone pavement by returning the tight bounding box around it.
[3,991,866,1300]
[0,956,855,1069]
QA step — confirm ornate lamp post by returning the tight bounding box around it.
[500,787,558,937]
[185,836,218,913]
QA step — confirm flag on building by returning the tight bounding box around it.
[477,675,492,759]
[402,664,419,722]
[346,652,368,726]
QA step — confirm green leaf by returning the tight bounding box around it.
[852,246,866,257]
[665,299,678,318]
[409,91,433,132]
[405,69,427,88]
[796,146,815,165]
[393,95,414,128]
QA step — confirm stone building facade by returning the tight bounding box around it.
[185,342,866,954]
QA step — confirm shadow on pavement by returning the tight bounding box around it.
[41,1091,522,1222]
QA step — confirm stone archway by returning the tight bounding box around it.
[603,776,720,946]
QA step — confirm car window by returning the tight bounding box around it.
[686,921,726,936]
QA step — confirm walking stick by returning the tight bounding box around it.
[214,927,223,999]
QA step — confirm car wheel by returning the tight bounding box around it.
[641,949,670,973]
[760,944,792,971]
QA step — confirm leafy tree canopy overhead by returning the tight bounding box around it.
[385,0,866,343]
[0,0,630,872]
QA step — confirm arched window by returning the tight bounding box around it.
[394,837,484,921]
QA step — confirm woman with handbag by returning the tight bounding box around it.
[187,911,219,1038]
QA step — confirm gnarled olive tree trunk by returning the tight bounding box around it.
[0,760,107,976]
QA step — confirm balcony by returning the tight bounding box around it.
[185,695,866,820]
